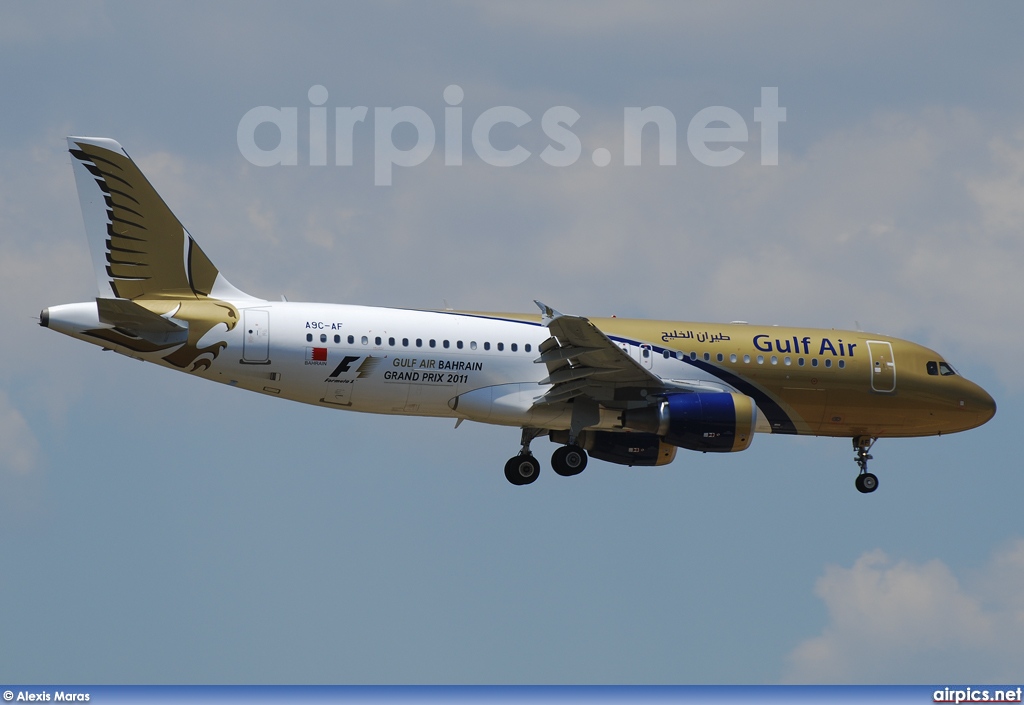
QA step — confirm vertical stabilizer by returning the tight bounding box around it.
[67,137,253,302]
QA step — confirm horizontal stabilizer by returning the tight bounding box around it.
[96,297,188,346]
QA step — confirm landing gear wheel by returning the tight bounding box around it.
[504,454,540,485]
[855,472,879,494]
[852,436,879,494]
[551,445,588,477]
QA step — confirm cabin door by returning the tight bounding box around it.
[866,340,895,393]
[242,309,270,364]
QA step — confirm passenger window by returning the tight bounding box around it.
[743,354,750,363]
[484,342,490,351]
[388,337,395,346]
[730,354,737,363]
[306,333,313,342]
[348,335,355,344]
[402,338,409,347]
[497,342,504,351]
[770,355,777,365]
[416,338,423,347]
[838,360,845,369]
[471,341,478,350]
[717,353,724,362]
[511,343,518,352]
[825,359,832,368]
[757,355,764,364]
[443,340,450,349]
[784,356,791,366]
[811,359,818,367]
[375,336,382,345]
[704,352,710,361]
[429,339,436,348]
[525,344,531,353]
[320,334,327,343]
[457,341,463,349]
[334,334,341,344]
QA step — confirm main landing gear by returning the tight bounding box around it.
[853,436,879,494]
[504,428,589,485]
[504,428,543,486]
[504,454,541,486]
[552,444,588,477]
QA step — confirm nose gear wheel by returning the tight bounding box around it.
[853,436,879,494]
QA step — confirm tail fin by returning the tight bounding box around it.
[67,137,252,301]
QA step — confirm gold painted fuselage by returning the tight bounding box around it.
[585,317,996,439]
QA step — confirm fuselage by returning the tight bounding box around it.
[42,300,996,439]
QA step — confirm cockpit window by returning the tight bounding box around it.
[927,360,958,376]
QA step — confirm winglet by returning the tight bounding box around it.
[533,300,562,325]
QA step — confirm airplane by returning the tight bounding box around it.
[40,137,997,493]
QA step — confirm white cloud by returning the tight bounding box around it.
[967,129,1024,235]
[0,388,44,524]
[0,390,41,479]
[785,540,1024,683]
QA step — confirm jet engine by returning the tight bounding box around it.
[620,392,756,453]
[549,430,677,466]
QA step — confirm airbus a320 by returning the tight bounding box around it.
[41,138,997,493]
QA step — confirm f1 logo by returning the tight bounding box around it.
[329,356,361,377]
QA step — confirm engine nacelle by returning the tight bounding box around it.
[549,430,677,467]
[621,392,756,453]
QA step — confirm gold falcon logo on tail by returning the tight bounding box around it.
[67,137,255,371]
[68,138,224,301]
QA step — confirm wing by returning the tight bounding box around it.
[532,301,666,406]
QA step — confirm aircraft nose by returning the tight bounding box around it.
[962,382,997,427]
[979,386,996,423]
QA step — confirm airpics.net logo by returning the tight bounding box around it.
[237,85,786,186]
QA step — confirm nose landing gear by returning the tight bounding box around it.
[853,436,879,494]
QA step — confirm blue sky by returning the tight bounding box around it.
[2,0,1023,684]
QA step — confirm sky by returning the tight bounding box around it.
[2,0,1023,685]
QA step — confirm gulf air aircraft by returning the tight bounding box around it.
[41,137,996,493]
